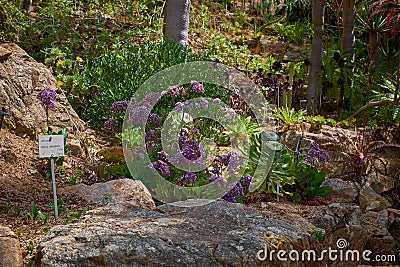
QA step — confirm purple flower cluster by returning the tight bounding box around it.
[145,130,157,141]
[169,85,186,98]
[148,113,162,127]
[224,108,237,119]
[222,182,244,203]
[304,142,330,164]
[36,88,57,110]
[177,171,197,187]
[103,118,118,131]
[151,160,170,177]
[201,98,208,108]
[146,141,159,150]
[157,151,169,162]
[190,81,205,94]
[127,105,150,126]
[241,175,253,192]
[212,152,239,176]
[181,139,201,160]
[110,100,129,114]
[213,98,221,104]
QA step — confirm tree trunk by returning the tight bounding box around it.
[340,0,355,110]
[341,0,355,60]
[23,0,32,12]
[163,0,191,46]
[307,0,325,115]
[368,30,380,70]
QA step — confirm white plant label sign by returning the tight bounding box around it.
[39,135,64,158]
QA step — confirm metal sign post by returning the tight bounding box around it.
[50,156,58,220]
[38,135,65,220]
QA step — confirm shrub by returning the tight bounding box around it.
[70,40,207,129]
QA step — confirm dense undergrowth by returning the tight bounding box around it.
[1,0,399,203]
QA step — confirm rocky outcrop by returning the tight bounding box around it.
[362,210,394,254]
[314,203,369,253]
[320,178,360,203]
[0,226,23,267]
[0,43,85,138]
[59,179,156,210]
[34,201,322,267]
[359,185,391,212]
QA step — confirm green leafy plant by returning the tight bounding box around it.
[28,202,39,223]
[3,195,11,214]
[71,40,207,129]
[313,229,323,242]
[68,169,85,186]
[269,21,313,44]
[70,206,90,220]
[102,163,132,179]
[27,241,35,254]
[273,107,306,129]
[48,198,64,216]
[37,211,48,224]
[306,115,337,129]
[258,143,331,203]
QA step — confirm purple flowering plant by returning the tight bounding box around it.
[110,82,253,202]
[36,88,68,168]
[36,88,58,133]
[265,142,331,203]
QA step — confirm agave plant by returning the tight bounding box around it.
[273,107,306,129]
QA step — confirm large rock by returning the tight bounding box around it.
[320,178,359,203]
[0,46,12,60]
[359,185,391,212]
[364,173,396,195]
[0,43,85,138]
[314,203,368,254]
[34,201,321,267]
[361,210,394,254]
[0,226,23,267]
[59,179,156,210]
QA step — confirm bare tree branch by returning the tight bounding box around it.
[348,99,394,118]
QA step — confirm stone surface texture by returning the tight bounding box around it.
[0,43,85,138]
[34,201,323,267]
[59,179,156,210]
[0,226,23,267]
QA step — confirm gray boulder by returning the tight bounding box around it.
[361,210,394,253]
[320,178,360,203]
[34,201,320,267]
[59,179,156,210]
[314,203,368,252]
